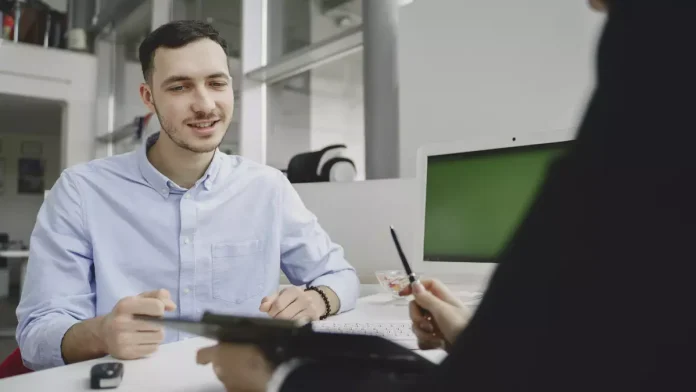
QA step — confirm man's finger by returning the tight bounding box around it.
[133,331,165,345]
[274,300,305,320]
[116,297,167,317]
[269,289,299,317]
[133,320,164,332]
[139,289,171,300]
[197,345,218,365]
[139,289,177,311]
[291,309,315,323]
[259,293,278,313]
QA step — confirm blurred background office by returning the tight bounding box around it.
[0,0,604,361]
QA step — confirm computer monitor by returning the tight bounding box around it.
[412,130,576,284]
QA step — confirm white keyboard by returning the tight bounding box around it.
[312,321,419,350]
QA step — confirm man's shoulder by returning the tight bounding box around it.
[224,155,286,185]
[61,152,138,184]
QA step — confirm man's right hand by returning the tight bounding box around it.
[98,289,177,360]
[399,279,472,351]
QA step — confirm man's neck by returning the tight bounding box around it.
[147,132,215,189]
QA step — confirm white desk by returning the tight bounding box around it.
[0,292,446,391]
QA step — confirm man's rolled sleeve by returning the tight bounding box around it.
[18,315,81,370]
[276,172,360,313]
[15,170,96,370]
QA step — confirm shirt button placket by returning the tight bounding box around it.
[179,192,197,328]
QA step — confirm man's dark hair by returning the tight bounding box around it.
[139,20,229,83]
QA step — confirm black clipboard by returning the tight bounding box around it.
[136,312,435,374]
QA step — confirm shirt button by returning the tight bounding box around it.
[183,237,190,244]
[184,194,191,199]
[161,188,167,194]
[183,288,191,295]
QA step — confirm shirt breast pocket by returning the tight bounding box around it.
[211,240,266,304]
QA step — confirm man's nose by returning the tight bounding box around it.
[191,89,216,114]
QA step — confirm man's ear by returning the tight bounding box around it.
[139,83,156,112]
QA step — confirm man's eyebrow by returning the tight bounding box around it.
[160,75,191,87]
[207,72,231,80]
[160,73,231,87]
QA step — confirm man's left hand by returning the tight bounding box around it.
[259,286,326,320]
[197,343,273,392]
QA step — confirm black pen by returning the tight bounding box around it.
[389,226,433,321]
[389,225,420,286]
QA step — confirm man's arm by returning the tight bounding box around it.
[15,170,104,370]
[275,172,360,314]
[60,317,107,364]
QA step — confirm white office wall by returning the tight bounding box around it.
[398,0,605,177]
[294,179,419,282]
[0,42,98,169]
[0,132,61,244]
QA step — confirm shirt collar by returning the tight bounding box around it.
[137,133,225,198]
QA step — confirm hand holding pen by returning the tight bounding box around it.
[390,226,472,351]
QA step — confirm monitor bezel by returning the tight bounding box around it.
[413,129,577,282]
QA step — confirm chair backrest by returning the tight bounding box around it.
[286,144,352,184]
[0,348,32,379]
[286,150,324,183]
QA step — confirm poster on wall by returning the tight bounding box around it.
[17,158,45,195]
[0,158,5,195]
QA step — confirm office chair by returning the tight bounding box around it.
[0,348,32,379]
[286,144,357,183]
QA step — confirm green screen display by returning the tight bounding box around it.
[423,142,569,262]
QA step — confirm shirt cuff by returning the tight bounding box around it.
[310,270,359,314]
[22,316,81,371]
[266,359,307,392]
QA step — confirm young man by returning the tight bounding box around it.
[15,21,359,371]
[197,1,696,391]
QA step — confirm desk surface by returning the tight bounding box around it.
[0,293,446,391]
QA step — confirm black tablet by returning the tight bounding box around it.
[137,312,435,374]
[135,312,310,344]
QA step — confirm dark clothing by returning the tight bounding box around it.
[282,1,696,391]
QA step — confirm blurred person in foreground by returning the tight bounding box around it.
[196,1,696,390]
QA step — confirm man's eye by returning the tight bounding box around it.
[211,82,227,87]
[169,86,185,91]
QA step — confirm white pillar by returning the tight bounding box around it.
[240,0,268,164]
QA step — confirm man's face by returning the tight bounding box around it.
[140,38,233,154]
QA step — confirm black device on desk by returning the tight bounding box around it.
[90,362,124,389]
[135,312,434,375]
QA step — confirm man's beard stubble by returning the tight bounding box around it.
[152,102,225,154]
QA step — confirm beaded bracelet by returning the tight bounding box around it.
[305,286,331,320]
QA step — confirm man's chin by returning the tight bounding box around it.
[175,139,221,154]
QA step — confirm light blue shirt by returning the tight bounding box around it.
[16,134,359,371]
